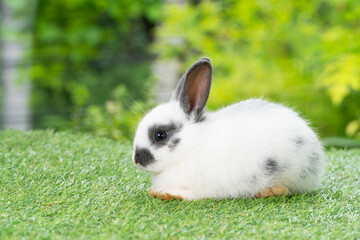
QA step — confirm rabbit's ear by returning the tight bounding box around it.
[172,57,212,117]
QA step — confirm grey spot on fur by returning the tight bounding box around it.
[300,150,321,179]
[310,150,320,162]
[168,138,181,150]
[194,111,206,123]
[172,138,180,144]
[308,151,321,175]
[264,158,280,176]
[294,136,305,146]
[148,122,183,148]
[134,147,155,167]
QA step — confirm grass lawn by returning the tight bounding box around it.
[0,130,359,239]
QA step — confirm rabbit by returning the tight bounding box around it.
[132,57,325,201]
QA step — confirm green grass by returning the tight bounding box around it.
[0,130,359,239]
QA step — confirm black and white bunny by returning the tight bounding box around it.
[132,57,324,200]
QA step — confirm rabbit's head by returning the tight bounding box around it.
[132,58,212,173]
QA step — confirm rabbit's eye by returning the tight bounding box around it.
[154,130,167,141]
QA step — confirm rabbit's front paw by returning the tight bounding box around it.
[150,190,184,200]
[150,188,195,201]
[255,185,289,198]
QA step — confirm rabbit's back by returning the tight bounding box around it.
[181,99,324,197]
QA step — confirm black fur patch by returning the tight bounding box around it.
[134,147,155,167]
[264,158,280,175]
[148,122,182,148]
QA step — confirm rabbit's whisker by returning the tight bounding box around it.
[127,93,146,115]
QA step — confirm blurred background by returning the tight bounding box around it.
[0,0,359,146]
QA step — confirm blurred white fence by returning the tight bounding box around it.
[0,0,36,130]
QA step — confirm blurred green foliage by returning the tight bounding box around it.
[82,85,148,141]
[153,0,360,139]
[31,0,161,138]
[17,0,360,141]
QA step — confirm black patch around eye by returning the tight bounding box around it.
[148,122,182,148]
[264,158,280,176]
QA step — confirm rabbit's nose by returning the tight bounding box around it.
[134,147,155,167]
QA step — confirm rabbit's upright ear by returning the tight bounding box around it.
[172,57,212,118]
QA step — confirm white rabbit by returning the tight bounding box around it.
[132,57,325,200]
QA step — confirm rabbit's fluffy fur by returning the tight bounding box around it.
[132,57,324,200]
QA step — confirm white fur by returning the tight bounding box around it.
[133,99,325,200]
[132,59,325,200]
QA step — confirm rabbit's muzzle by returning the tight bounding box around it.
[134,147,155,167]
